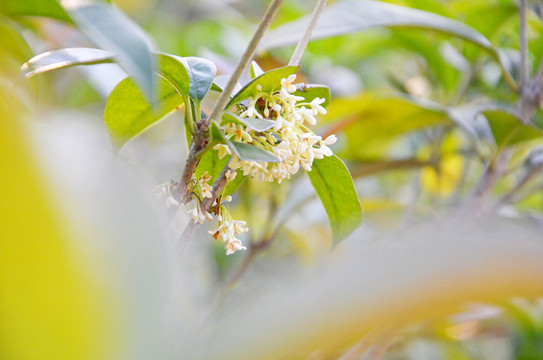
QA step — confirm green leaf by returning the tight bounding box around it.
[249,61,264,79]
[210,74,242,94]
[229,142,280,163]
[0,0,71,22]
[226,65,299,109]
[293,84,331,108]
[20,48,114,78]
[178,56,216,105]
[221,113,276,132]
[484,110,543,149]
[66,3,157,102]
[307,155,363,245]
[323,93,449,159]
[103,77,182,148]
[260,0,515,90]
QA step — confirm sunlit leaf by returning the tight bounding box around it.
[484,110,543,149]
[65,3,157,101]
[307,155,363,245]
[104,77,182,148]
[226,66,299,109]
[323,94,449,159]
[21,48,114,78]
[0,0,71,22]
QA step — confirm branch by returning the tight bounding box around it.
[173,0,284,201]
[288,0,328,66]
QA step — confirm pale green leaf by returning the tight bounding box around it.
[307,155,363,245]
[20,48,114,78]
[229,142,279,163]
[0,0,71,22]
[221,113,276,132]
[103,77,182,148]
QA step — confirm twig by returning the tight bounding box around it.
[463,149,513,218]
[173,0,285,201]
[207,0,285,124]
[288,0,328,66]
[350,158,433,178]
[177,159,232,251]
[519,0,529,94]
[494,165,542,209]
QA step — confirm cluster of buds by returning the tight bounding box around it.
[208,196,248,255]
[154,172,248,255]
[213,74,336,183]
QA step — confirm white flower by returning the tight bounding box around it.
[198,171,213,198]
[208,214,248,255]
[225,169,237,183]
[310,97,327,115]
[225,239,246,255]
[213,144,231,159]
[152,181,179,208]
[281,74,297,94]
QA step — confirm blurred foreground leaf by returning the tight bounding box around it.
[308,155,363,244]
[65,3,156,102]
[0,0,71,22]
[21,48,114,78]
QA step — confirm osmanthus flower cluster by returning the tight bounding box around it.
[156,74,336,256]
[213,74,337,183]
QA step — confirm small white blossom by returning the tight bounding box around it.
[152,181,179,208]
[213,144,231,159]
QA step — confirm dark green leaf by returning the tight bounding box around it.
[293,84,331,107]
[0,0,71,22]
[221,113,276,132]
[66,3,156,102]
[20,48,114,78]
[307,155,363,245]
[104,77,182,148]
[226,65,299,109]
[229,142,280,163]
